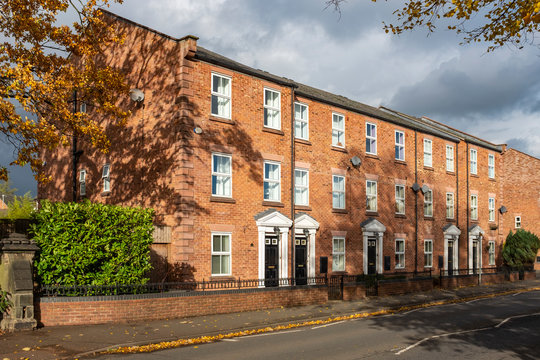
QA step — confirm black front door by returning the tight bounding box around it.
[448,241,454,276]
[367,238,377,275]
[295,238,307,285]
[265,237,279,287]
[472,241,478,274]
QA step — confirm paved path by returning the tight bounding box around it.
[0,278,539,360]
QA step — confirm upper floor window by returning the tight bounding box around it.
[211,73,231,119]
[395,131,405,161]
[264,89,281,129]
[488,154,495,179]
[424,189,433,217]
[366,123,377,155]
[212,153,232,198]
[332,175,345,209]
[488,241,495,266]
[470,149,477,175]
[332,237,345,272]
[446,192,454,219]
[263,161,281,202]
[424,139,432,167]
[395,239,405,269]
[488,197,495,222]
[515,216,521,229]
[79,169,86,196]
[446,145,454,172]
[332,113,345,147]
[470,194,478,220]
[395,184,405,215]
[294,102,309,140]
[366,180,377,212]
[211,233,231,276]
[294,169,309,206]
[102,164,110,193]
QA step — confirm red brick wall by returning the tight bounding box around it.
[377,278,434,297]
[35,287,328,327]
[440,275,479,289]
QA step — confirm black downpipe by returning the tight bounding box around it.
[414,130,418,274]
[290,86,296,283]
[72,90,78,202]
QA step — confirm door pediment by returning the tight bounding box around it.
[360,218,386,233]
[443,224,461,237]
[255,208,293,228]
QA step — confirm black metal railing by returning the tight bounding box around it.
[36,276,327,297]
[439,267,502,277]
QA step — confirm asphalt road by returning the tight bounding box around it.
[98,290,540,360]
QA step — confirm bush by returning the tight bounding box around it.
[502,229,540,271]
[30,200,154,286]
[0,289,11,314]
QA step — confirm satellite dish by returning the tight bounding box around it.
[350,156,362,167]
[499,206,507,214]
[129,88,145,102]
[411,183,420,193]
[421,184,430,194]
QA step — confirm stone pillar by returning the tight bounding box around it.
[0,233,39,331]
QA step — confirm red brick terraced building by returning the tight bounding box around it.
[39,11,540,283]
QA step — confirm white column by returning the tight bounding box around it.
[443,237,449,271]
[377,233,383,274]
[280,229,288,282]
[258,228,266,286]
[454,238,459,270]
[308,231,316,279]
[468,235,473,271]
[363,233,368,274]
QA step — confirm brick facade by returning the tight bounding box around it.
[39,11,539,284]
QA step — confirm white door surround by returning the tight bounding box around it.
[294,213,320,283]
[254,209,293,284]
[360,218,386,274]
[468,225,484,272]
[443,224,461,272]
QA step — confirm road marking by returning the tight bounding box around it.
[222,339,238,342]
[400,308,423,315]
[396,312,540,355]
[243,329,303,339]
[465,298,485,304]
[312,320,345,329]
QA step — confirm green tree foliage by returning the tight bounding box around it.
[7,192,34,220]
[502,229,540,270]
[0,289,12,314]
[30,200,154,285]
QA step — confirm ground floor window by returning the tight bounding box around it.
[395,239,405,269]
[424,239,433,268]
[488,240,495,266]
[332,237,345,271]
[212,233,231,276]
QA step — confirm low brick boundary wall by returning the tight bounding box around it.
[342,277,433,300]
[35,286,328,327]
[523,271,537,280]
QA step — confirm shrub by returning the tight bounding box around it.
[0,289,11,314]
[502,229,540,271]
[30,200,154,285]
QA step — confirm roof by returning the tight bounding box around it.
[380,107,503,153]
[196,47,460,143]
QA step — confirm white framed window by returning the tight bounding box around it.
[446,145,454,172]
[294,168,309,206]
[488,154,495,179]
[212,153,232,198]
[332,175,345,209]
[366,180,377,212]
[395,131,405,161]
[211,73,231,119]
[102,164,110,193]
[470,194,478,220]
[395,184,405,215]
[424,139,433,167]
[332,237,345,272]
[264,88,281,129]
[79,169,86,196]
[515,216,521,229]
[424,189,433,217]
[395,239,405,269]
[332,113,345,147]
[488,197,495,222]
[470,149,477,175]
[211,233,231,276]
[294,102,309,140]
[366,122,377,155]
[424,239,433,268]
[263,161,281,201]
[488,241,495,266]
[446,192,454,219]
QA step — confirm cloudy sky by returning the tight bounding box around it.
[8,0,540,196]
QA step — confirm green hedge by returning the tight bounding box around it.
[31,200,154,285]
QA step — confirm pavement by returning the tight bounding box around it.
[1,277,540,360]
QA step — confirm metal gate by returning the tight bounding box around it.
[328,275,343,300]
[365,276,378,296]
